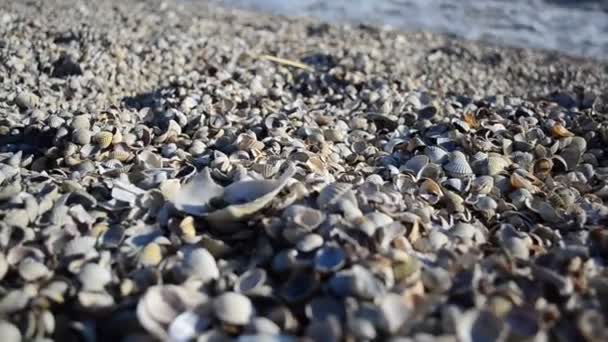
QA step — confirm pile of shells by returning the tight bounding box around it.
[1,0,608,341]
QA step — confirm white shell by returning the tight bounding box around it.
[213,292,253,325]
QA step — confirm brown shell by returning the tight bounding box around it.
[533,158,553,177]
[551,124,574,138]
[463,112,479,129]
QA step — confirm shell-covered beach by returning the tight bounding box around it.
[1,0,608,341]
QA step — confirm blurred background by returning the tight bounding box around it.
[206,0,608,60]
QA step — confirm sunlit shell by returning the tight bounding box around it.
[18,257,50,281]
[551,123,574,138]
[78,263,112,291]
[486,155,510,175]
[109,143,132,162]
[444,152,473,177]
[418,178,444,204]
[463,111,478,128]
[182,247,219,283]
[72,128,92,145]
[213,292,253,325]
[140,243,163,267]
[283,205,325,231]
[93,131,114,148]
[424,146,449,164]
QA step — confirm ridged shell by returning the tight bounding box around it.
[444,153,473,177]
[424,146,449,164]
[93,131,114,148]
[402,155,430,176]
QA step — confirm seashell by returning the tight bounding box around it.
[305,296,346,322]
[93,131,114,148]
[140,243,163,267]
[314,245,346,273]
[471,175,494,195]
[525,197,563,224]
[168,311,209,342]
[235,133,264,151]
[317,183,362,220]
[444,151,473,177]
[78,263,112,292]
[0,320,22,342]
[418,178,443,204]
[63,236,97,257]
[283,205,325,231]
[295,233,324,252]
[486,155,510,176]
[137,285,208,340]
[235,268,270,296]
[355,212,394,237]
[72,128,92,145]
[329,265,386,300]
[109,143,132,162]
[245,317,281,335]
[70,115,91,131]
[551,123,574,138]
[213,292,253,326]
[18,257,50,281]
[280,270,320,303]
[182,247,219,284]
[533,157,553,177]
[559,146,582,171]
[510,169,540,193]
[455,309,505,342]
[0,253,7,281]
[173,168,224,216]
[392,254,421,284]
[401,155,429,176]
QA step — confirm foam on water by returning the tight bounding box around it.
[209,0,608,59]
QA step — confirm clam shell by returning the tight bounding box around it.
[182,247,219,284]
[173,168,224,217]
[235,268,269,296]
[402,155,429,176]
[140,243,163,267]
[551,123,574,138]
[283,205,325,231]
[280,270,320,303]
[213,292,253,325]
[18,257,50,281]
[137,285,208,340]
[63,236,97,257]
[418,178,443,204]
[72,128,92,145]
[0,320,22,342]
[444,152,473,177]
[78,263,112,291]
[168,311,209,342]
[93,131,114,148]
[0,253,7,281]
[314,245,346,273]
[471,175,494,195]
